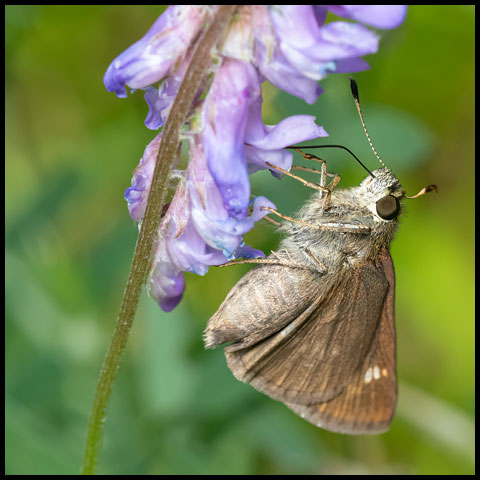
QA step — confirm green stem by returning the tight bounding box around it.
[81,6,237,474]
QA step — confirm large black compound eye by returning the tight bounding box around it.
[376,195,400,220]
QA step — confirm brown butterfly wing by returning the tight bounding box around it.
[286,249,397,433]
[204,263,328,351]
[223,249,397,433]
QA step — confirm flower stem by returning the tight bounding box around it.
[81,6,237,475]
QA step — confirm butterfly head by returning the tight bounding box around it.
[359,167,404,223]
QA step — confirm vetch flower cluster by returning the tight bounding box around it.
[105,5,407,311]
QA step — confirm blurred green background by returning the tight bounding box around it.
[5,5,474,475]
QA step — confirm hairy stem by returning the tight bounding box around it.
[81,6,237,474]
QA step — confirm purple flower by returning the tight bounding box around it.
[128,62,325,310]
[105,5,408,125]
[188,136,277,259]
[256,5,402,103]
[104,5,208,98]
[146,136,277,311]
[107,5,407,311]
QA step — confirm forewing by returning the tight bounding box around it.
[285,249,397,434]
[225,251,392,408]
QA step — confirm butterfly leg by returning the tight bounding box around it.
[304,247,328,273]
[216,257,312,270]
[288,149,342,210]
[318,221,371,234]
[262,214,281,226]
[291,148,331,189]
[217,258,281,267]
[265,162,330,194]
[322,174,341,210]
[260,206,323,229]
[260,206,371,235]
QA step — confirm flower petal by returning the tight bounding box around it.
[269,6,323,55]
[244,114,328,174]
[268,6,379,82]
[104,5,208,97]
[313,22,380,60]
[277,21,379,81]
[249,195,276,222]
[245,146,293,175]
[257,6,328,99]
[333,57,371,73]
[256,47,325,104]
[202,59,261,218]
[233,243,266,259]
[312,5,328,27]
[148,259,185,312]
[248,115,328,150]
[327,5,408,29]
[166,219,227,275]
[124,132,163,222]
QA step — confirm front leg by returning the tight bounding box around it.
[260,206,371,235]
[216,257,311,270]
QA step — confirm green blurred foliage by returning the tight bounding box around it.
[5,5,474,475]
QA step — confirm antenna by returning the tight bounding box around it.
[350,78,386,168]
[287,144,375,178]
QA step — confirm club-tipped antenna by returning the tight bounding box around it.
[350,78,386,169]
[405,184,438,199]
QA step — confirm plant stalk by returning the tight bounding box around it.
[81,6,237,474]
